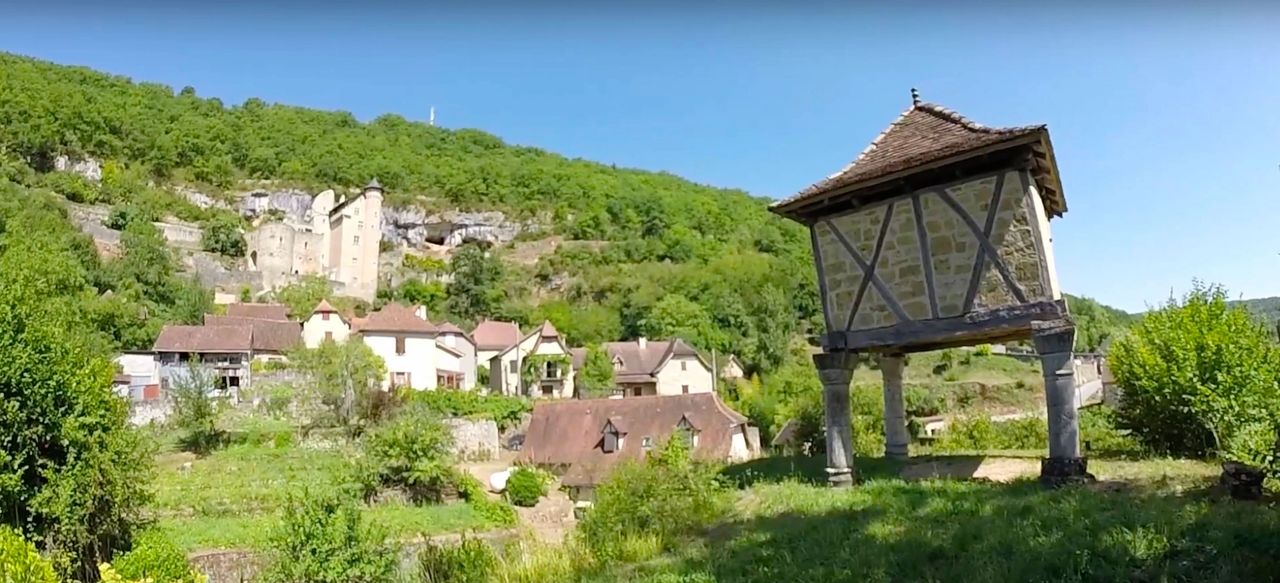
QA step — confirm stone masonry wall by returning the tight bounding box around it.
[816,170,1050,332]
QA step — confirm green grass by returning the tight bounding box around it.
[149,442,501,552]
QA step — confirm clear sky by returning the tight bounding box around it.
[3,1,1279,312]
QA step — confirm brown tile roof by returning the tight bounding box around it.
[772,100,1063,218]
[203,315,302,353]
[153,325,253,353]
[471,320,521,350]
[569,338,704,382]
[355,303,436,334]
[516,393,753,486]
[225,303,290,321]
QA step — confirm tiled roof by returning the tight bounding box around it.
[225,303,290,321]
[516,393,753,486]
[772,101,1056,215]
[355,303,436,334]
[471,320,522,350]
[203,315,302,353]
[153,325,253,353]
[569,338,704,382]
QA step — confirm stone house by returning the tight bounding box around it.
[570,337,713,398]
[245,180,385,301]
[299,301,479,390]
[489,321,575,398]
[516,393,761,502]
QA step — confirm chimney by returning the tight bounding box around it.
[637,337,647,350]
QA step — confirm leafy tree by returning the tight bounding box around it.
[200,212,245,257]
[259,491,399,583]
[577,344,616,398]
[289,340,387,430]
[446,242,507,321]
[1110,283,1280,461]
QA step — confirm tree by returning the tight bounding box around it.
[289,340,387,430]
[169,359,222,454]
[1110,283,1280,460]
[577,344,616,398]
[446,242,507,321]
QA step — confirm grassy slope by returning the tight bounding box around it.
[594,456,1277,583]
[151,442,498,552]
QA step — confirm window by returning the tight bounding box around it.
[682,385,689,394]
[324,331,333,341]
[681,361,687,371]
[395,336,406,355]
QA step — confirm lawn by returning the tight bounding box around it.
[580,455,1280,583]
[149,441,502,552]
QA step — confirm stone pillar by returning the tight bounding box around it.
[813,352,859,487]
[1032,320,1094,486]
[879,353,910,460]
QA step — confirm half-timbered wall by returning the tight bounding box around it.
[812,169,1057,334]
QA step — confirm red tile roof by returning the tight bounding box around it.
[203,315,302,353]
[153,325,253,353]
[355,303,436,334]
[772,100,1064,218]
[225,303,290,321]
[517,393,752,486]
[471,320,522,350]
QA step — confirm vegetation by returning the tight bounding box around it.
[504,467,550,508]
[1110,283,1280,471]
[258,491,399,583]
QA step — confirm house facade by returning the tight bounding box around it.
[245,180,385,301]
[516,393,762,502]
[571,337,714,397]
[489,321,575,398]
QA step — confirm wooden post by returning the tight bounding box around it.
[879,353,909,460]
[1032,320,1094,485]
[813,352,859,487]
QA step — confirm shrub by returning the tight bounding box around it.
[359,404,457,503]
[1110,283,1280,461]
[258,491,399,583]
[0,527,57,583]
[415,536,498,583]
[505,467,550,507]
[113,530,203,583]
[579,437,730,562]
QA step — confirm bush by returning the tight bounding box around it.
[1110,283,1280,461]
[359,404,457,503]
[0,527,57,583]
[258,491,399,583]
[415,536,498,583]
[579,437,730,562]
[408,390,531,432]
[113,530,203,583]
[505,467,550,507]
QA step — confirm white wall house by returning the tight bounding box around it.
[490,321,575,398]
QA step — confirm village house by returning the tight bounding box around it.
[299,301,479,390]
[570,337,713,397]
[245,180,385,301]
[517,393,761,504]
[488,321,575,398]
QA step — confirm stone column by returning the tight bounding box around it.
[1032,320,1094,486]
[879,353,910,460]
[813,352,859,487]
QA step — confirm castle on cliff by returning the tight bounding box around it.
[245,179,385,301]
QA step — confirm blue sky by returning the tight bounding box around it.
[3,1,1279,312]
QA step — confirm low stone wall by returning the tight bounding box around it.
[446,418,500,461]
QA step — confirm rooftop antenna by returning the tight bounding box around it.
[429,106,436,126]
[911,87,921,107]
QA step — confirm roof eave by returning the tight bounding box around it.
[770,132,1044,223]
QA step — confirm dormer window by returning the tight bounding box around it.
[676,415,700,449]
[602,419,625,453]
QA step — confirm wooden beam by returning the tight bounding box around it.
[911,193,940,319]
[846,202,896,329]
[823,218,911,324]
[823,299,1068,352]
[936,184,1028,307]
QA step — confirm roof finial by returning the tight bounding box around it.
[911,87,921,107]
